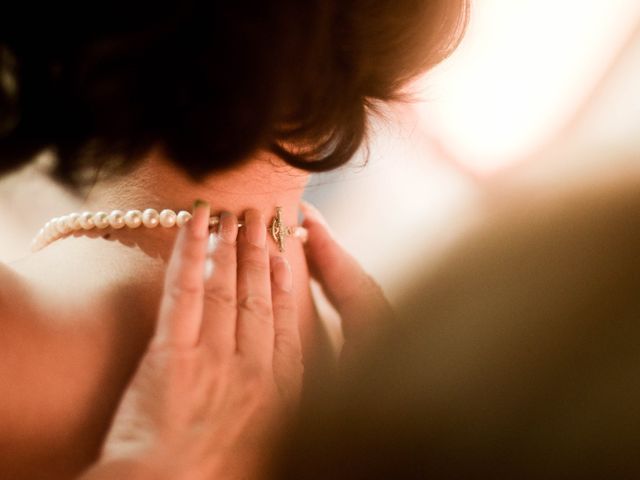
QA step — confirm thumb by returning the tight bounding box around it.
[300,201,393,343]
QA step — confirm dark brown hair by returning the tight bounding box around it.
[0,0,468,185]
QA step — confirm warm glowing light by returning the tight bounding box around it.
[414,0,640,173]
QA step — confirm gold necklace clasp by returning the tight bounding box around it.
[269,207,289,252]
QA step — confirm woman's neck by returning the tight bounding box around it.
[85,149,310,227]
[79,149,322,354]
[73,148,310,261]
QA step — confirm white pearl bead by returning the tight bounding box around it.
[55,216,68,234]
[44,220,54,238]
[93,211,110,229]
[159,209,177,228]
[142,208,160,228]
[176,210,192,227]
[64,215,75,233]
[108,210,126,229]
[79,211,94,230]
[67,213,81,230]
[124,210,143,228]
[62,217,74,234]
[47,222,60,242]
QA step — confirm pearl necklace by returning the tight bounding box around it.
[31,206,307,253]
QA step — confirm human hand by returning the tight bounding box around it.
[80,202,303,480]
[300,201,393,362]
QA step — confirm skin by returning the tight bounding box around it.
[0,149,335,479]
[298,201,395,362]
[81,203,302,480]
[78,200,390,480]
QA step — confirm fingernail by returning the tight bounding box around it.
[218,211,237,244]
[246,211,266,248]
[193,198,208,210]
[271,256,292,292]
[190,199,210,239]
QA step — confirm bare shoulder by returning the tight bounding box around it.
[0,260,37,371]
[0,261,20,315]
[0,256,32,298]
[0,261,30,430]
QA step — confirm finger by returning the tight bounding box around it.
[236,209,274,366]
[200,211,239,355]
[152,200,210,349]
[301,200,393,341]
[270,255,303,401]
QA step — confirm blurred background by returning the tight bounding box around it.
[2,0,640,314]
[302,0,640,326]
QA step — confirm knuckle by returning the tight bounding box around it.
[359,272,379,291]
[274,361,304,404]
[239,294,272,319]
[273,302,297,321]
[274,332,303,363]
[238,257,269,274]
[361,274,392,309]
[345,272,385,304]
[203,286,236,309]
[167,283,202,304]
[372,277,386,294]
